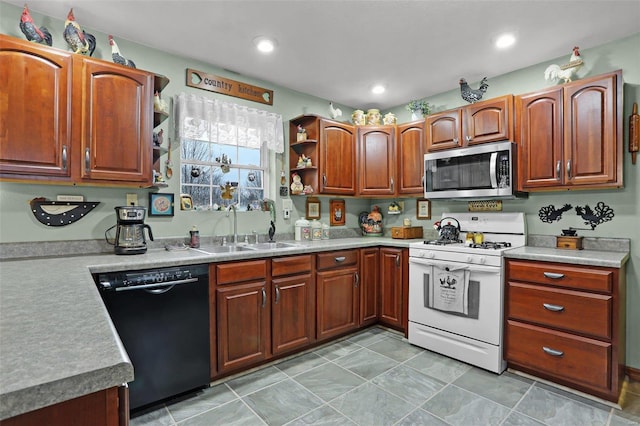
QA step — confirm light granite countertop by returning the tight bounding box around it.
[0,237,419,420]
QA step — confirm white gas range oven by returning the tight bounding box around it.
[408,212,526,373]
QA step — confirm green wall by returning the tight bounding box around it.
[1,2,639,369]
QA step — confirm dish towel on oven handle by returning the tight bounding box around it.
[429,264,470,315]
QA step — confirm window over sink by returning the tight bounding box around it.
[174,93,284,211]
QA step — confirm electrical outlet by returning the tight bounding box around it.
[283,209,291,219]
[126,193,138,206]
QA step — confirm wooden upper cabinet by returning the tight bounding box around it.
[0,34,154,187]
[426,95,513,152]
[564,72,620,187]
[396,120,426,194]
[0,36,73,180]
[76,57,153,184]
[319,119,356,195]
[357,125,396,196]
[425,109,461,151]
[516,70,622,191]
[463,95,513,145]
[516,87,564,189]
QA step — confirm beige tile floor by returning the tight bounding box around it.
[131,327,640,426]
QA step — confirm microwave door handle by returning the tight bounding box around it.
[489,152,498,188]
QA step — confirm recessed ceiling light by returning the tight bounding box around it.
[254,36,277,53]
[495,33,516,49]
[371,84,386,94]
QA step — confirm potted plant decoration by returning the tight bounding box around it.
[406,99,432,120]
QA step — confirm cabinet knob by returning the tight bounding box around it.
[62,145,68,171]
[566,159,572,179]
[261,287,266,308]
[354,272,359,288]
[556,161,561,180]
[85,147,91,173]
[275,285,280,304]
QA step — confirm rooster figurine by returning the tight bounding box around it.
[459,77,489,103]
[544,46,583,84]
[19,5,52,46]
[108,35,136,68]
[63,8,96,56]
[329,102,342,120]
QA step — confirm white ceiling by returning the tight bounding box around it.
[5,0,640,110]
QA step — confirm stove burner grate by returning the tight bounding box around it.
[468,241,512,250]
[424,239,463,246]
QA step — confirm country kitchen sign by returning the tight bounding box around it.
[186,68,274,105]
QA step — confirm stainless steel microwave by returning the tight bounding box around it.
[424,141,527,200]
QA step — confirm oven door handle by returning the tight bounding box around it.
[409,257,500,274]
[489,152,498,188]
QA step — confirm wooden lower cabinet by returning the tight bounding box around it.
[0,387,125,426]
[316,250,360,341]
[505,258,625,402]
[214,260,270,374]
[271,255,315,355]
[379,248,407,332]
[359,248,379,327]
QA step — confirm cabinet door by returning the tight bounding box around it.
[379,248,404,330]
[272,273,315,355]
[564,73,620,187]
[319,119,356,195]
[357,126,396,196]
[359,248,379,326]
[425,109,461,152]
[217,281,270,373]
[316,267,359,340]
[0,36,72,179]
[397,121,426,194]
[76,57,152,184]
[516,88,564,190]
[462,95,513,146]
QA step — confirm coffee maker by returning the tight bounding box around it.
[106,206,154,255]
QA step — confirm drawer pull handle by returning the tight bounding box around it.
[543,303,565,312]
[275,285,280,304]
[543,272,565,279]
[543,346,564,357]
[334,256,346,263]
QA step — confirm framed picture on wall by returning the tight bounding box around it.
[329,199,345,226]
[306,197,321,220]
[416,198,431,220]
[149,193,174,216]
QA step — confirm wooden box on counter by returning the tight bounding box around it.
[556,236,583,250]
[391,226,423,239]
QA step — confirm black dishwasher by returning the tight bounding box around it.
[95,264,210,412]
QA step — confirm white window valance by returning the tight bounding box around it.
[174,92,284,153]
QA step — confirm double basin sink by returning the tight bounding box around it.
[190,241,301,255]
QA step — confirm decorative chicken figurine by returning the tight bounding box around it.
[329,102,342,119]
[108,35,136,68]
[63,8,96,56]
[19,4,52,46]
[153,91,168,113]
[459,77,489,103]
[544,46,584,84]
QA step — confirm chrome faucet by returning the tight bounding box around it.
[226,203,238,244]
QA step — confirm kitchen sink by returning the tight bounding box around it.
[191,244,258,254]
[249,242,301,250]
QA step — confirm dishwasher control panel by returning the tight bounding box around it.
[95,264,207,290]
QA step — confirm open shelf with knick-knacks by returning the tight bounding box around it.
[153,74,170,127]
[289,115,321,195]
[151,73,170,188]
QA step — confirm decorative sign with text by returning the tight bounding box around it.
[186,68,273,105]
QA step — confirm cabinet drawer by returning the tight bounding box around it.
[272,255,312,277]
[506,320,611,391]
[316,250,358,270]
[215,260,267,285]
[507,260,612,293]
[507,282,612,339]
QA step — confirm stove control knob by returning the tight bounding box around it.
[426,252,435,259]
[479,257,487,264]
[466,256,473,263]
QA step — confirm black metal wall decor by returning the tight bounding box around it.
[538,201,615,230]
[30,199,100,226]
